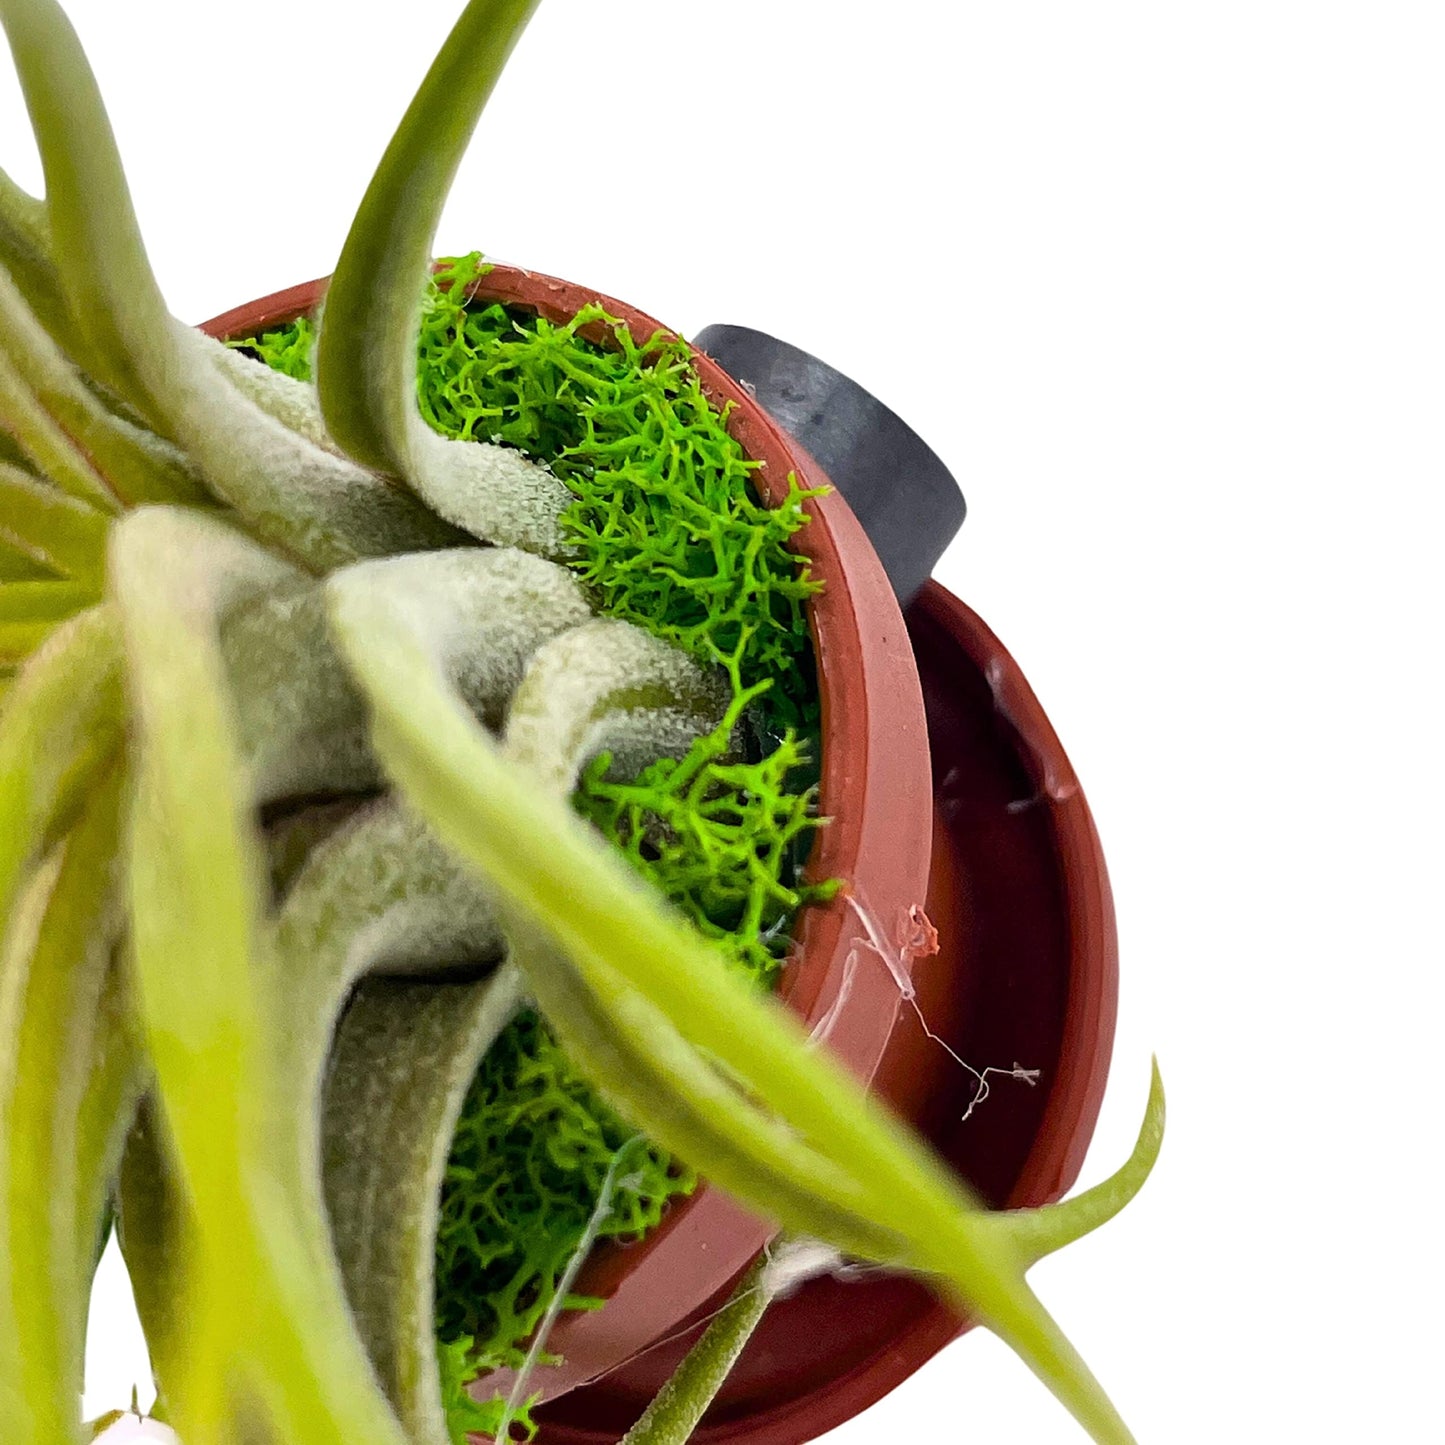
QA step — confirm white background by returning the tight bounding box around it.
[5,1,1443,1440]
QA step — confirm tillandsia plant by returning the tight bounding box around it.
[0,2,1164,1444]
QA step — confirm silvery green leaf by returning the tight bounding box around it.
[0,770,141,1445]
[273,798,504,988]
[0,163,79,360]
[109,505,408,1445]
[0,604,122,931]
[397,426,572,559]
[206,340,343,456]
[316,0,570,557]
[318,0,543,477]
[171,325,469,571]
[0,336,122,513]
[264,798,370,902]
[321,965,526,1443]
[504,617,727,794]
[324,548,592,730]
[0,266,205,507]
[0,462,109,583]
[221,582,382,803]
[218,339,571,559]
[1,0,464,570]
[327,568,923,1254]
[267,797,507,1141]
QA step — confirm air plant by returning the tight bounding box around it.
[0,1,1164,1443]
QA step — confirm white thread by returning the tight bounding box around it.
[844,893,918,1001]
[843,894,1040,1122]
[492,1138,643,1441]
[565,892,1047,1400]
[758,1237,843,1300]
[573,1234,873,1392]
[808,944,857,1044]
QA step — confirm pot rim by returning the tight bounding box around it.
[536,582,1120,1445]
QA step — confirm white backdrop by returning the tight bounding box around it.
[5,2,1442,1440]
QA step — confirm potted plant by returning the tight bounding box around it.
[0,2,1163,1443]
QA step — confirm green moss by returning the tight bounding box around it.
[240,314,313,383]
[576,668,840,986]
[435,1010,686,1367]
[242,255,823,728]
[438,1334,537,1443]
[242,255,831,1397]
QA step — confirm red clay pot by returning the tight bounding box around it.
[526,582,1118,1445]
[201,269,1116,1443]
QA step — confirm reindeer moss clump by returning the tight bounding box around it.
[244,255,823,729]
[245,258,831,1375]
[434,1011,684,1372]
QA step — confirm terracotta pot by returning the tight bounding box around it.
[520,586,1118,1445]
[201,269,936,1405]
[205,270,1119,1441]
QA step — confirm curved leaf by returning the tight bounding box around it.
[110,506,408,1445]
[0,266,206,506]
[322,966,526,1442]
[0,163,79,360]
[0,604,122,931]
[322,548,592,728]
[503,921,909,1264]
[0,335,121,512]
[317,0,571,557]
[622,1060,1164,1445]
[0,769,141,1445]
[0,462,109,583]
[318,0,539,475]
[504,617,726,792]
[220,581,383,804]
[0,0,465,568]
[986,1060,1166,1267]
